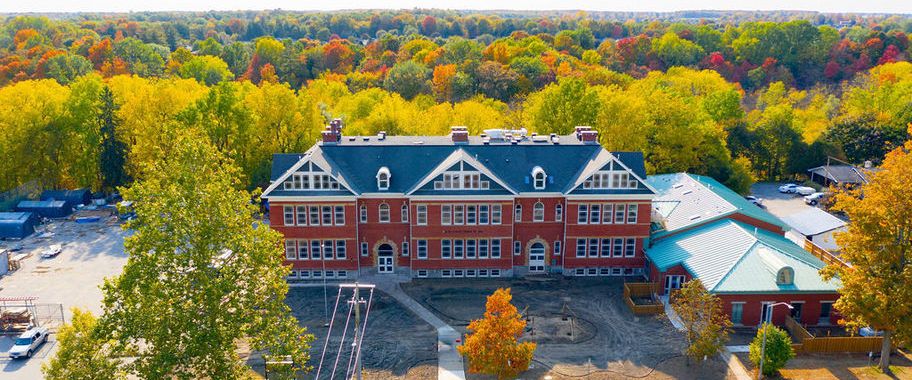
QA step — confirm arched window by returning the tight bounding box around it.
[379,203,390,223]
[514,204,522,222]
[376,167,391,190]
[533,202,545,222]
[776,267,794,285]
[555,204,563,222]
[401,204,409,222]
[532,166,547,190]
[359,205,367,223]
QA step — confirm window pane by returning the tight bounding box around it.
[492,205,501,224]
[334,206,344,225]
[310,206,320,225]
[441,205,452,225]
[284,206,294,226]
[588,239,599,258]
[442,240,451,259]
[577,204,588,224]
[627,204,638,224]
[601,238,611,257]
[479,205,489,224]
[603,204,613,224]
[589,204,601,224]
[296,206,307,225]
[336,240,346,259]
[491,240,501,258]
[615,204,626,224]
[576,239,586,258]
[322,206,332,225]
[454,240,464,258]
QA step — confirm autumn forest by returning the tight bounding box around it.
[1,10,911,195]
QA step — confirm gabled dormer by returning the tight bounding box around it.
[408,149,516,196]
[566,150,654,195]
[261,153,356,198]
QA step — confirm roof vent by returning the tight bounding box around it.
[688,214,701,220]
[378,131,386,140]
[413,141,424,145]
[362,136,370,141]
[682,190,693,195]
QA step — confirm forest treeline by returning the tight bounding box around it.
[0,11,910,196]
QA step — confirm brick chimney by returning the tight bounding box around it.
[451,126,469,143]
[580,130,599,144]
[322,118,343,144]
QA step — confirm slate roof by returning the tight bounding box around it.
[647,173,788,238]
[264,133,653,197]
[646,219,840,294]
[781,208,847,236]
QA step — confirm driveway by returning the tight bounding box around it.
[0,219,127,379]
[749,182,816,219]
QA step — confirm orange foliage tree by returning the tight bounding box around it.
[457,288,536,380]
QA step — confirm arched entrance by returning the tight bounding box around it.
[528,242,545,273]
[377,244,395,274]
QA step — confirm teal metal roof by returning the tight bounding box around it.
[646,219,840,294]
[647,173,788,238]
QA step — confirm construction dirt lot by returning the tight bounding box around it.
[273,286,437,380]
[403,277,735,380]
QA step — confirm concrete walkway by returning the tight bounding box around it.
[662,296,752,380]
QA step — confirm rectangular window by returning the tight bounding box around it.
[491,205,502,224]
[514,205,522,222]
[379,205,390,223]
[589,204,601,224]
[417,240,427,259]
[313,270,322,279]
[334,206,345,225]
[300,270,311,279]
[336,240,346,259]
[417,270,429,278]
[588,268,597,276]
[454,269,464,277]
[479,239,489,258]
[731,303,744,325]
[285,240,296,260]
[491,240,501,258]
[576,239,586,258]
[360,242,368,257]
[454,205,464,225]
[441,205,452,225]
[454,240,464,259]
[309,206,320,225]
[287,270,298,280]
[626,204,637,224]
[602,204,614,224]
[326,271,335,278]
[588,238,599,258]
[401,205,409,223]
[417,205,427,225]
[441,269,452,278]
[575,268,585,276]
[615,204,626,224]
[296,206,307,226]
[479,205,489,224]
[513,241,521,256]
[600,268,611,276]
[322,206,333,225]
[553,241,561,256]
[360,206,367,223]
[613,238,624,257]
[312,241,321,259]
[490,269,501,277]
[577,204,588,224]
[323,240,333,259]
[466,239,476,259]
[625,238,636,257]
[337,271,347,279]
[479,269,488,277]
[298,240,309,260]
[600,238,611,257]
[402,241,409,257]
[466,205,477,225]
[283,206,295,226]
[612,267,623,276]
[466,269,476,277]
[441,240,452,259]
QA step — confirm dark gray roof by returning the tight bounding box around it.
[808,165,869,184]
[265,133,652,196]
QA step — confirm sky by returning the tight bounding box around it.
[0,0,909,14]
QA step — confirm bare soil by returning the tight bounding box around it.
[283,287,437,380]
[403,276,734,379]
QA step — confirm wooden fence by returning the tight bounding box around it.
[804,239,849,268]
[785,316,883,353]
[623,282,664,315]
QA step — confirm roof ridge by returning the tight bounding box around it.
[708,238,762,292]
[752,230,825,269]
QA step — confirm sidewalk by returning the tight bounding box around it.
[662,295,752,380]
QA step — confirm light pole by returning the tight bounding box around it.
[322,243,329,327]
[758,302,793,379]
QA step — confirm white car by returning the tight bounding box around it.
[8,327,49,359]
[778,184,799,193]
[40,244,62,258]
[744,196,764,207]
[795,186,816,196]
[804,192,827,205]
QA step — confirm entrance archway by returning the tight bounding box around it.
[528,242,545,273]
[377,244,394,273]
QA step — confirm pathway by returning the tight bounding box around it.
[662,295,752,380]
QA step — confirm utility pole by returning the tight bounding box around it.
[352,284,363,380]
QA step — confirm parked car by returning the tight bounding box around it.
[795,186,816,196]
[8,327,48,359]
[745,196,764,207]
[778,183,799,193]
[804,192,828,205]
[860,327,884,337]
[40,244,62,258]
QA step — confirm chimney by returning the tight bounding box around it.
[450,126,469,143]
[580,130,598,144]
[323,118,343,144]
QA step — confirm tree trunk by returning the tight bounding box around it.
[880,329,891,373]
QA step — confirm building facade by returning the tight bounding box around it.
[261,122,656,280]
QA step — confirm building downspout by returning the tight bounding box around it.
[561,197,568,275]
[355,200,361,278]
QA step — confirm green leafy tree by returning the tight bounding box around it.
[748,323,794,377]
[98,86,129,191]
[670,280,732,364]
[523,78,600,135]
[42,308,123,380]
[178,55,234,85]
[651,32,705,67]
[98,132,313,378]
[384,60,430,100]
[821,126,912,373]
[44,54,93,85]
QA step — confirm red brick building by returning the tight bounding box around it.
[261,122,656,280]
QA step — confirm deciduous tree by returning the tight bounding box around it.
[458,288,536,380]
[670,280,732,364]
[42,308,123,380]
[748,323,794,377]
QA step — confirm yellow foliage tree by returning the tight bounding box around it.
[458,288,536,380]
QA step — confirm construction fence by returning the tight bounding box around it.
[785,316,883,354]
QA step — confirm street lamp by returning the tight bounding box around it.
[758,302,793,379]
[321,243,329,327]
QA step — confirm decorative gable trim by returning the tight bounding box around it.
[565,150,656,194]
[261,149,357,198]
[406,149,518,195]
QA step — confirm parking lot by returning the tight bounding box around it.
[749,182,819,219]
[0,218,127,379]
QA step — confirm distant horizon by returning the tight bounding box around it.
[1,1,909,15]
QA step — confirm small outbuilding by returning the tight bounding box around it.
[782,208,848,252]
[807,161,873,188]
[40,189,91,209]
[16,200,72,218]
[0,212,39,239]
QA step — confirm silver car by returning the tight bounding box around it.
[8,327,49,359]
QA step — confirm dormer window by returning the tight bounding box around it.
[376,167,390,190]
[776,267,794,285]
[532,166,547,190]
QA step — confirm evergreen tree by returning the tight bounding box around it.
[98,86,129,191]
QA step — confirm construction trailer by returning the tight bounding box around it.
[40,188,92,209]
[16,200,72,218]
[0,212,38,239]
